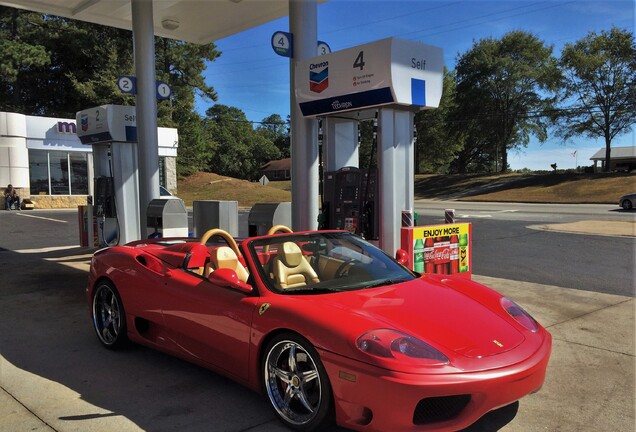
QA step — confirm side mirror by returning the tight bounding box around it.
[395,249,409,266]
[208,268,253,294]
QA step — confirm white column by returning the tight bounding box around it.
[289,0,319,231]
[111,142,140,244]
[131,0,160,239]
[377,108,415,255]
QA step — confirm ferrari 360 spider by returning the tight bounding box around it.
[87,226,551,432]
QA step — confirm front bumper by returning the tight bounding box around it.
[319,332,552,432]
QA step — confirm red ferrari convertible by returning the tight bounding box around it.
[87,227,551,432]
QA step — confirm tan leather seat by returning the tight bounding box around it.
[206,246,250,283]
[272,242,319,289]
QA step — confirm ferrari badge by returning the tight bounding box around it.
[259,303,271,315]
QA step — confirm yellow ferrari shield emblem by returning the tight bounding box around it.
[259,303,271,315]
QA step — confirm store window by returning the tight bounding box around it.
[49,150,70,195]
[70,153,89,195]
[29,151,49,195]
[28,150,89,195]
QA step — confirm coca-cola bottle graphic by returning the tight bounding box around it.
[450,234,459,274]
[434,236,449,274]
[424,237,435,274]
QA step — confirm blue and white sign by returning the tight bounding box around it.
[317,41,331,56]
[156,81,171,100]
[117,76,137,94]
[117,76,171,100]
[295,38,444,117]
[271,31,293,58]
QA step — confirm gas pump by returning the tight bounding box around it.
[94,175,118,245]
[295,37,444,254]
[77,105,140,245]
[322,166,378,239]
[94,176,116,218]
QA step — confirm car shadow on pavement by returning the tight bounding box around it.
[0,246,519,432]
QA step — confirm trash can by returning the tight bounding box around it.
[193,200,238,237]
[147,198,188,238]
[78,204,97,247]
[248,202,292,236]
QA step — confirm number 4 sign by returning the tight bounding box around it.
[271,31,293,58]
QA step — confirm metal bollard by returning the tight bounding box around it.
[445,209,455,224]
[401,210,414,227]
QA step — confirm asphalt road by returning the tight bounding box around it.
[414,201,635,297]
[2,203,633,297]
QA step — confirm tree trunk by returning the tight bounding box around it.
[500,142,508,173]
[604,136,611,172]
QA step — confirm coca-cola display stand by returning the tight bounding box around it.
[400,223,472,279]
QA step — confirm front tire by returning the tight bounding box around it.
[263,334,334,431]
[622,200,633,210]
[92,280,128,349]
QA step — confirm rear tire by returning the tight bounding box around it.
[92,280,128,349]
[622,200,632,210]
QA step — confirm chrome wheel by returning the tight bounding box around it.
[264,335,332,430]
[92,281,127,349]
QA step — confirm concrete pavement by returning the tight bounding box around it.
[1,216,634,432]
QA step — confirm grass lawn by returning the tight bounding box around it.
[176,171,635,207]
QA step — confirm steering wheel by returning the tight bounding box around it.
[267,225,293,235]
[199,228,242,258]
[335,259,355,278]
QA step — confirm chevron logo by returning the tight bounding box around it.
[80,114,88,131]
[310,67,329,93]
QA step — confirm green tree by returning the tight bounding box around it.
[256,114,289,158]
[358,117,377,170]
[154,37,220,176]
[0,8,137,116]
[557,27,636,172]
[0,8,50,111]
[0,7,221,178]
[415,69,464,173]
[455,31,561,172]
[204,105,280,179]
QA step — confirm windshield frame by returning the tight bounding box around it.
[245,231,416,295]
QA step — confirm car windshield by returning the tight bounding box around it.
[247,231,416,294]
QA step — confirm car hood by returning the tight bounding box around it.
[307,277,524,359]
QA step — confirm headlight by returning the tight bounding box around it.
[356,329,449,365]
[501,297,539,332]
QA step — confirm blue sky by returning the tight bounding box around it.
[197,0,635,171]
